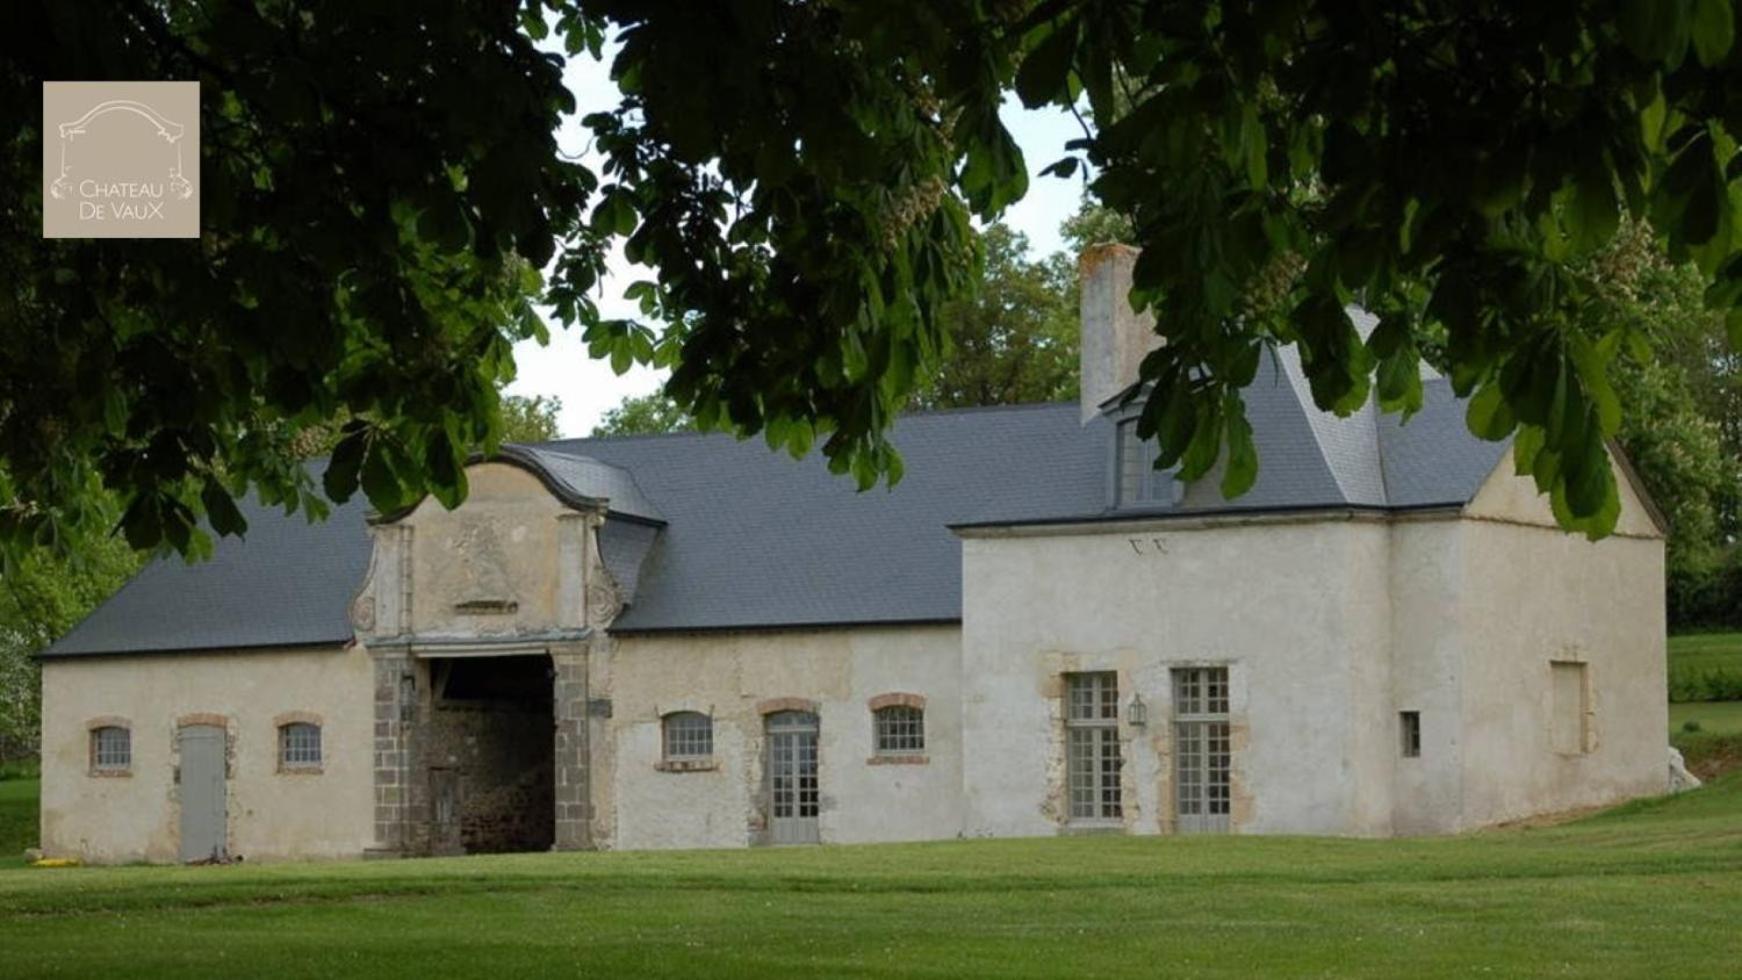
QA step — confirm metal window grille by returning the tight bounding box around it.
[1400,711,1422,758]
[1172,667,1231,833]
[874,705,925,754]
[90,726,130,771]
[663,711,713,760]
[280,722,322,767]
[1065,672,1122,820]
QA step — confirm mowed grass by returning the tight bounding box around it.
[0,777,36,869]
[1671,700,1742,736]
[1669,631,1742,676]
[0,777,1739,978]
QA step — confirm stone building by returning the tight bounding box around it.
[38,247,1669,862]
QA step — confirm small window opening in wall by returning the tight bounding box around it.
[1400,711,1421,758]
[279,722,322,769]
[90,726,130,773]
[662,711,714,763]
[874,705,925,755]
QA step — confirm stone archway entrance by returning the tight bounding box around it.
[423,653,556,854]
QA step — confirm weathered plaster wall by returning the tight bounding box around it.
[595,625,963,850]
[39,646,373,863]
[1451,464,1667,828]
[354,463,595,642]
[960,518,1397,839]
[1387,519,1467,835]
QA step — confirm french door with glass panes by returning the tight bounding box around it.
[766,711,820,844]
[1066,672,1122,821]
[1173,667,1231,833]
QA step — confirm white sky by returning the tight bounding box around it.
[505,47,1090,438]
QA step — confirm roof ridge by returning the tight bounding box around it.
[545,400,1077,449]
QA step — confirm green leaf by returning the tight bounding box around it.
[200,484,248,538]
[323,428,367,504]
[1465,382,1517,441]
[361,439,409,513]
[425,429,468,510]
[1015,20,1078,109]
[1220,396,1258,498]
[1568,167,1620,255]
[1240,105,1268,190]
[1512,425,1546,476]
[1693,0,1735,65]
[1620,0,1692,65]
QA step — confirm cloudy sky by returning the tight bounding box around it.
[506,47,1090,438]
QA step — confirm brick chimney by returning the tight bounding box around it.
[1078,243,1161,423]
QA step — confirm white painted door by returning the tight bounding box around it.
[178,724,227,862]
[766,711,819,844]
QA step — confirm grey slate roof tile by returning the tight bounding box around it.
[44,349,1511,653]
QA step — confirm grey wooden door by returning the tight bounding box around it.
[178,724,227,862]
[766,711,819,844]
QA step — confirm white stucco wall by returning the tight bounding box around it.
[39,645,374,863]
[595,625,963,850]
[1450,463,1667,828]
[961,461,1667,840]
[960,517,1398,839]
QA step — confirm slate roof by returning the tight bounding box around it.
[45,495,374,657]
[43,351,1509,655]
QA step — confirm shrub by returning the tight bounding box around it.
[1682,719,1704,734]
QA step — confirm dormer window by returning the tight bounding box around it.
[1115,418,1183,508]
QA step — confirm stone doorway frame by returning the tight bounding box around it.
[366,637,592,857]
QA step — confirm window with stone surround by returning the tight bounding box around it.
[873,705,925,755]
[1066,672,1122,820]
[89,725,130,773]
[662,711,713,763]
[279,722,322,769]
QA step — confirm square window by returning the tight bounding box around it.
[663,712,713,761]
[874,705,925,754]
[279,723,322,768]
[90,726,130,772]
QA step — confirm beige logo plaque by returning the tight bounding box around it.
[42,81,199,239]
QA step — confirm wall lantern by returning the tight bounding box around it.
[1127,692,1148,727]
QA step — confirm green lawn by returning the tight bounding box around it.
[0,777,1739,978]
[0,777,36,869]
[1669,631,1742,675]
[1671,700,1742,736]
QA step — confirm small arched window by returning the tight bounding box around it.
[873,705,925,755]
[90,725,131,773]
[279,722,322,769]
[662,711,713,762]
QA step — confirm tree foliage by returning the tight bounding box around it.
[912,223,1079,409]
[0,519,140,762]
[2,2,591,561]
[501,395,566,444]
[595,221,1080,429]
[592,392,695,437]
[9,1,1742,562]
